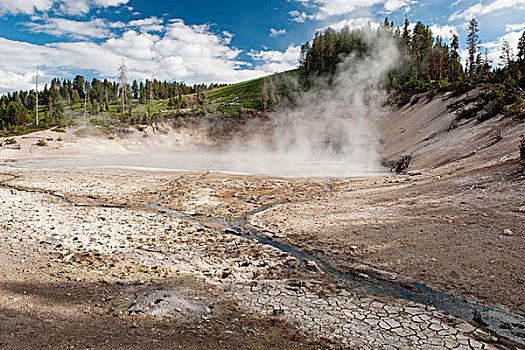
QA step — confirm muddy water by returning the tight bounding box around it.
[11,151,387,178]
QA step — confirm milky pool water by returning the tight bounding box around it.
[10,151,387,178]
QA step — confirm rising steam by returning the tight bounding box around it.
[19,30,401,178]
[227,29,401,175]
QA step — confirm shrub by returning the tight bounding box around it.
[5,138,17,145]
[36,139,47,146]
[455,106,479,121]
[505,98,525,119]
[57,137,63,142]
[477,96,505,122]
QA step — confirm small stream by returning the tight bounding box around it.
[147,200,525,346]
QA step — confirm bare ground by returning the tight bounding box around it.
[0,90,524,349]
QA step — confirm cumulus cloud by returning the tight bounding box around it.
[314,0,384,19]
[480,28,524,65]
[288,0,414,20]
[0,0,54,15]
[322,17,378,31]
[269,28,287,37]
[0,18,296,93]
[23,16,167,40]
[289,10,310,23]
[505,22,525,31]
[429,24,458,40]
[384,0,416,12]
[59,0,129,15]
[0,0,130,16]
[450,0,525,21]
[248,45,300,72]
[127,16,164,33]
[25,17,113,39]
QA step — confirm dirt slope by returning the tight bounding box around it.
[378,90,523,171]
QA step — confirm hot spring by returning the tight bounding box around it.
[10,150,387,178]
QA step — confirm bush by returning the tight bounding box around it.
[57,137,63,142]
[477,96,505,122]
[505,98,525,119]
[36,139,47,146]
[455,106,480,121]
[4,138,17,145]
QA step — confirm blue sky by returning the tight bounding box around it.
[1,0,525,93]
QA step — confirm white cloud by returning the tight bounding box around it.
[0,69,37,93]
[248,45,300,72]
[450,0,525,21]
[269,28,287,37]
[506,22,525,32]
[289,10,310,23]
[25,18,113,39]
[288,0,414,20]
[0,18,297,93]
[429,24,458,40]
[23,16,165,40]
[93,0,128,6]
[315,0,384,19]
[323,17,378,31]
[384,0,415,12]
[480,28,524,65]
[0,0,54,15]
[0,0,130,16]
[127,16,164,33]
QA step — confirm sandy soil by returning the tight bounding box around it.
[0,91,524,349]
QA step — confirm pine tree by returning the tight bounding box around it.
[449,34,460,82]
[73,75,85,98]
[499,39,514,70]
[518,31,525,73]
[518,31,525,63]
[5,101,28,126]
[466,18,479,78]
[411,22,433,77]
[402,18,411,50]
[132,80,139,99]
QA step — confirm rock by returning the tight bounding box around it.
[272,309,284,316]
[43,237,60,245]
[502,229,514,236]
[223,285,232,292]
[225,228,242,236]
[518,206,525,213]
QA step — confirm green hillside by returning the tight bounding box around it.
[204,76,266,114]
[0,74,283,137]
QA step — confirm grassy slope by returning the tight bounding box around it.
[204,77,266,114]
[2,74,276,137]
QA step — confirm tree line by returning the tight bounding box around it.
[0,74,227,132]
[299,17,525,93]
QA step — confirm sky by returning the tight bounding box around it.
[0,0,525,94]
